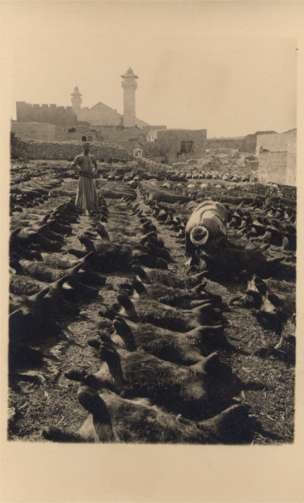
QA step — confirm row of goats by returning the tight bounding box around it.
[9,184,256,443]
[43,195,256,443]
[138,182,296,359]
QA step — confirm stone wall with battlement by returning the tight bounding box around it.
[16,101,77,126]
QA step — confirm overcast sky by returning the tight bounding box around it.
[6,2,297,137]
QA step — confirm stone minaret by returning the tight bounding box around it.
[121,67,138,127]
[71,86,82,116]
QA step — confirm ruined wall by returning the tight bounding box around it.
[256,129,296,186]
[240,132,275,153]
[240,134,257,153]
[206,132,276,153]
[11,121,56,141]
[258,151,288,185]
[54,125,100,142]
[257,132,284,154]
[54,124,147,149]
[11,120,145,157]
[151,129,207,162]
[286,152,296,186]
[256,129,295,154]
[12,120,105,143]
[94,125,145,143]
[12,120,145,146]
[16,102,77,126]
[286,133,297,186]
[10,133,29,159]
[206,137,244,150]
[23,141,129,162]
[144,126,167,142]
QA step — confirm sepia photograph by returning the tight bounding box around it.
[2,3,304,502]
[6,3,298,448]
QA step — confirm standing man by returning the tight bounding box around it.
[71,140,99,216]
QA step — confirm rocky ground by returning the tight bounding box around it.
[8,159,296,444]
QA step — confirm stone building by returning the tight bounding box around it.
[241,130,276,153]
[70,68,158,129]
[145,126,167,142]
[256,129,296,186]
[11,121,57,142]
[13,68,167,146]
[133,147,144,159]
[205,131,276,153]
[149,129,207,162]
[121,67,138,127]
[71,84,122,126]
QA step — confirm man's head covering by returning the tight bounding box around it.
[190,225,209,246]
[203,215,227,240]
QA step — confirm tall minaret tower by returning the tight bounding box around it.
[121,67,138,127]
[71,86,82,116]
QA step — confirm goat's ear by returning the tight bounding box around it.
[20,306,31,316]
[25,286,50,305]
[132,278,147,294]
[83,251,95,262]
[70,261,85,275]
[117,294,134,309]
[62,280,73,290]
[77,386,114,432]
[131,265,150,282]
[10,228,22,239]
[87,337,101,349]
[189,352,219,374]
[55,275,69,289]
[203,352,220,373]
[113,317,132,333]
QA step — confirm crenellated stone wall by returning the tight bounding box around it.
[16,102,77,126]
